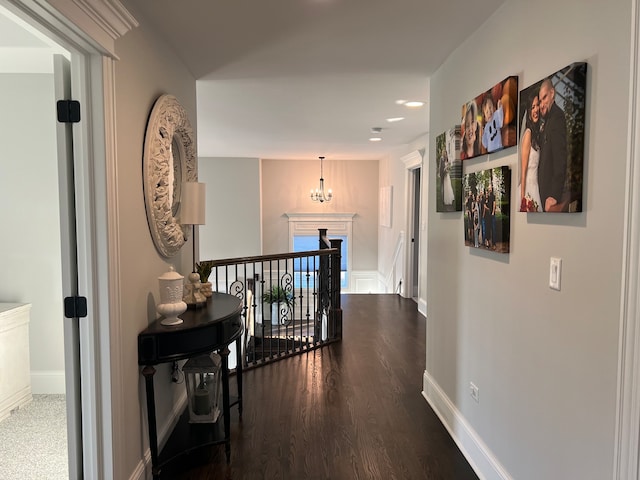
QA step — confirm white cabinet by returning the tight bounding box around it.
[0,303,32,421]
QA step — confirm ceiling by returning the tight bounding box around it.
[2,0,506,161]
[125,0,506,160]
[0,5,69,73]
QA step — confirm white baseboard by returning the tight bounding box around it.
[417,298,426,317]
[31,370,65,394]
[422,370,512,480]
[130,392,188,480]
[348,271,381,293]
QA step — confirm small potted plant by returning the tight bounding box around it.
[262,285,295,325]
[195,261,214,298]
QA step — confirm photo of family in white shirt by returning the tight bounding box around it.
[461,76,518,161]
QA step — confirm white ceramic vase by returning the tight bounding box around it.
[157,266,187,326]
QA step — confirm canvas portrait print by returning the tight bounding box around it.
[518,62,587,213]
[460,76,519,160]
[463,166,511,253]
[435,126,462,212]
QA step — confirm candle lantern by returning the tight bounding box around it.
[182,352,222,423]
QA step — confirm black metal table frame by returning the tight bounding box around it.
[138,293,243,479]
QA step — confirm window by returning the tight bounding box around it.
[286,213,355,291]
[292,234,348,288]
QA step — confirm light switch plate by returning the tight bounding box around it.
[549,257,562,291]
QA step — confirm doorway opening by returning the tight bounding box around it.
[0,5,75,479]
[410,168,421,300]
[402,150,423,303]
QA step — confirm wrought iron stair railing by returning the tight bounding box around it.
[204,229,342,370]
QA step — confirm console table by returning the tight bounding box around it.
[138,292,243,479]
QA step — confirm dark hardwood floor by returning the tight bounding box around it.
[164,294,479,480]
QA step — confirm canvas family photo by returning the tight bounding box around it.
[435,126,462,212]
[460,76,518,160]
[463,166,511,253]
[518,62,587,212]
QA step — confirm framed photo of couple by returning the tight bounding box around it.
[435,126,462,212]
[463,166,511,253]
[461,76,519,160]
[518,62,587,213]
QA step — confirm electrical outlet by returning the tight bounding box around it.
[469,382,479,403]
[171,362,180,383]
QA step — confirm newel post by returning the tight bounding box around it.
[329,238,342,339]
[318,229,330,340]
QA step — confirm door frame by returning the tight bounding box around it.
[401,150,423,303]
[3,0,135,477]
[614,0,640,476]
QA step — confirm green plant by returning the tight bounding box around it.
[262,285,295,307]
[195,260,214,283]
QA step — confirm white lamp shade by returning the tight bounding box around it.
[180,181,206,225]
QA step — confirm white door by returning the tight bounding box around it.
[53,53,82,479]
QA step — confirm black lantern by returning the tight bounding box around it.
[182,353,222,423]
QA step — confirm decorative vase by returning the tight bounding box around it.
[157,266,187,326]
[184,272,206,308]
[270,303,280,326]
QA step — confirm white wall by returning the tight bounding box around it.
[261,158,379,272]
[199,157,262,260]
[423,1,631,479]
[0,73,65,393]
[112,6,197,477]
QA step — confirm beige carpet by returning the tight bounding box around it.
[0,395,68,479]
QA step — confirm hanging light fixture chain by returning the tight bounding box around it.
[310,156,333,203]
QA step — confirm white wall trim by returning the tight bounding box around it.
[129,392,187,480]
[417,298,427,317]
[401,150,423,169]
[286,212,355,289]
[285,212,356,224]
[402,150,423,300]
[101,54,120,480]
[349,270,380,293]
[42,0,137,57]
[614,0,640,476]
[2,2,133,477]
[422,370,512,480]
[31,371,65,394]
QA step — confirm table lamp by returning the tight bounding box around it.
[180,181,206,307]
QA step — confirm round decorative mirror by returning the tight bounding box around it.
[142,94,197,258]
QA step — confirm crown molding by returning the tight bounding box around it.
[401,150,423,169]
[45,0,138,56]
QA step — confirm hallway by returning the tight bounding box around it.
[165,294,478,480]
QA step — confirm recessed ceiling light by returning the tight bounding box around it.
[404,101,425,108]
[369,137,382,142]
[386,117,405,123]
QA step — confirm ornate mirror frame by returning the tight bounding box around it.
[143,94,197,258]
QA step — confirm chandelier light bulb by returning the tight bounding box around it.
[310,156,333,203]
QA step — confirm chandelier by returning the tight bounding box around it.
[310,156,333,203]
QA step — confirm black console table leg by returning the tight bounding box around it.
[235,337,243,418]
[220,346,231,463]
[142,366,160,480]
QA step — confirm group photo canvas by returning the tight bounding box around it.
[463,166,511,253]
